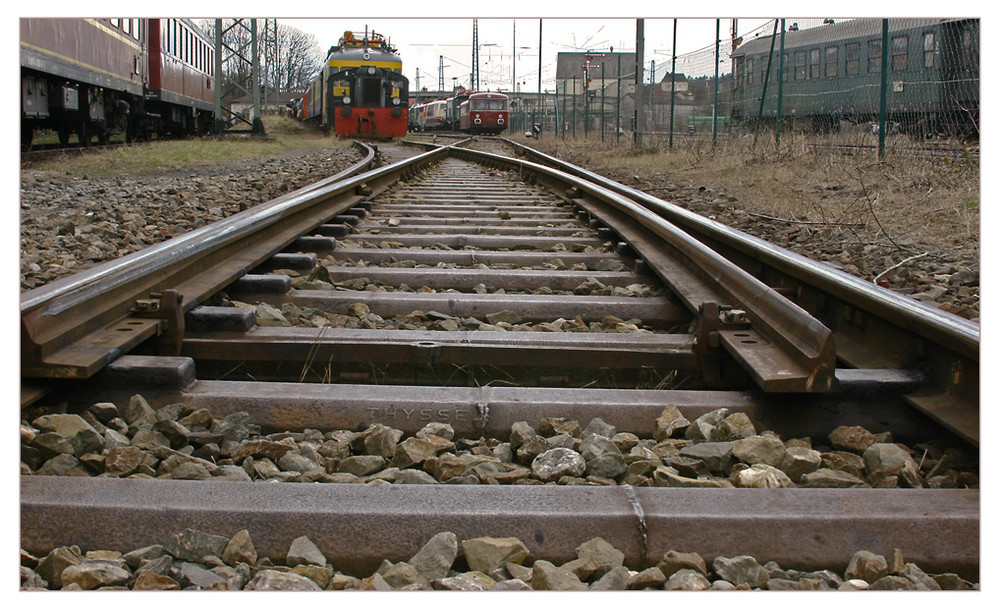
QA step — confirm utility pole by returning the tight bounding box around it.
[512,19,516,93]
[634,19,644,144]
[536,18,542,135]
[439,55,448,91]
[731,19,739,75]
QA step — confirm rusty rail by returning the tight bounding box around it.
[502,140,979,445]
[451,146,837,393]
[20,143,438,387]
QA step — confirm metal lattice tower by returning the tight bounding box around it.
[213,18,265,135]
[472,19,480,91]
[261,19,279,110]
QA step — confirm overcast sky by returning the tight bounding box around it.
[286,17,790,93]
[12,0,962,93]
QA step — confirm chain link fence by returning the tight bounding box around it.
[521,18,978,156]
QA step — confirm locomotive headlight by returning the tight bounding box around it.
[392,97,400,105]
[343,96,351,105]
[367,66,376,75]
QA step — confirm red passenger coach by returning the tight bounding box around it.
[20,18,144,146]
[20,18,215,148]
[458,92,509,135]
[146,19,215,136]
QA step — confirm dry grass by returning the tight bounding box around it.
[519,130,980,258]
[27,115,353,178]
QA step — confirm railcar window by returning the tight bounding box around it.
[891,36,908,71]
[867,40,881,74]
[793,51,806,80]
[809,49,820,79]
[746,58,754,85]
[111,19,121,29]
[961,28,977,69]
[845,43,860,76]
[923,32,937,68]
[782,53,789,82]
[825,46,838,78]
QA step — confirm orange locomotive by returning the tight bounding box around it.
[303,30,409,138]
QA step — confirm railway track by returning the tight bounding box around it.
[20,138,979,590]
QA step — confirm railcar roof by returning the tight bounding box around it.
[733,18,963,56]
[328,47,401,63]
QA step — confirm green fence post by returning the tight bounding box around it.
[878,19,889,161]
[713,19,720,147]
[669,19,677,149]
[776,19,786,146]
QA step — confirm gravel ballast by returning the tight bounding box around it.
[21,526,978,590]
[19,147,363,291]
[22,394,978,490]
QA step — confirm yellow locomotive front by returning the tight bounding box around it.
[308,30,409,138]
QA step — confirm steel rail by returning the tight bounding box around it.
[19,143,447,386]
[448,145,837,393]
[21,477,979,581]
[500,140,979,445]
[503,139,979,362]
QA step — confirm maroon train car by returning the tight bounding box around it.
[20,18,215,148]
[146,19,215,136]
[458,91,509,135]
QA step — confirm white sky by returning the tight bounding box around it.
[286,17,786,92]
[275,0,961,93]
[9,1,973,93]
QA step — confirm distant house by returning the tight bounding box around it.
[658,72,689,93]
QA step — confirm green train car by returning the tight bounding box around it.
[731,18,979,137]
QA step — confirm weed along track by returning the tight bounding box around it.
[20,140,980,590]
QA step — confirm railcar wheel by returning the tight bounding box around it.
[21,124,34,151]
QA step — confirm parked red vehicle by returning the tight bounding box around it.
[458,91,509,135]
[20,18,215,148]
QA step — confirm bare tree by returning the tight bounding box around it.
[277,24,324,92]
